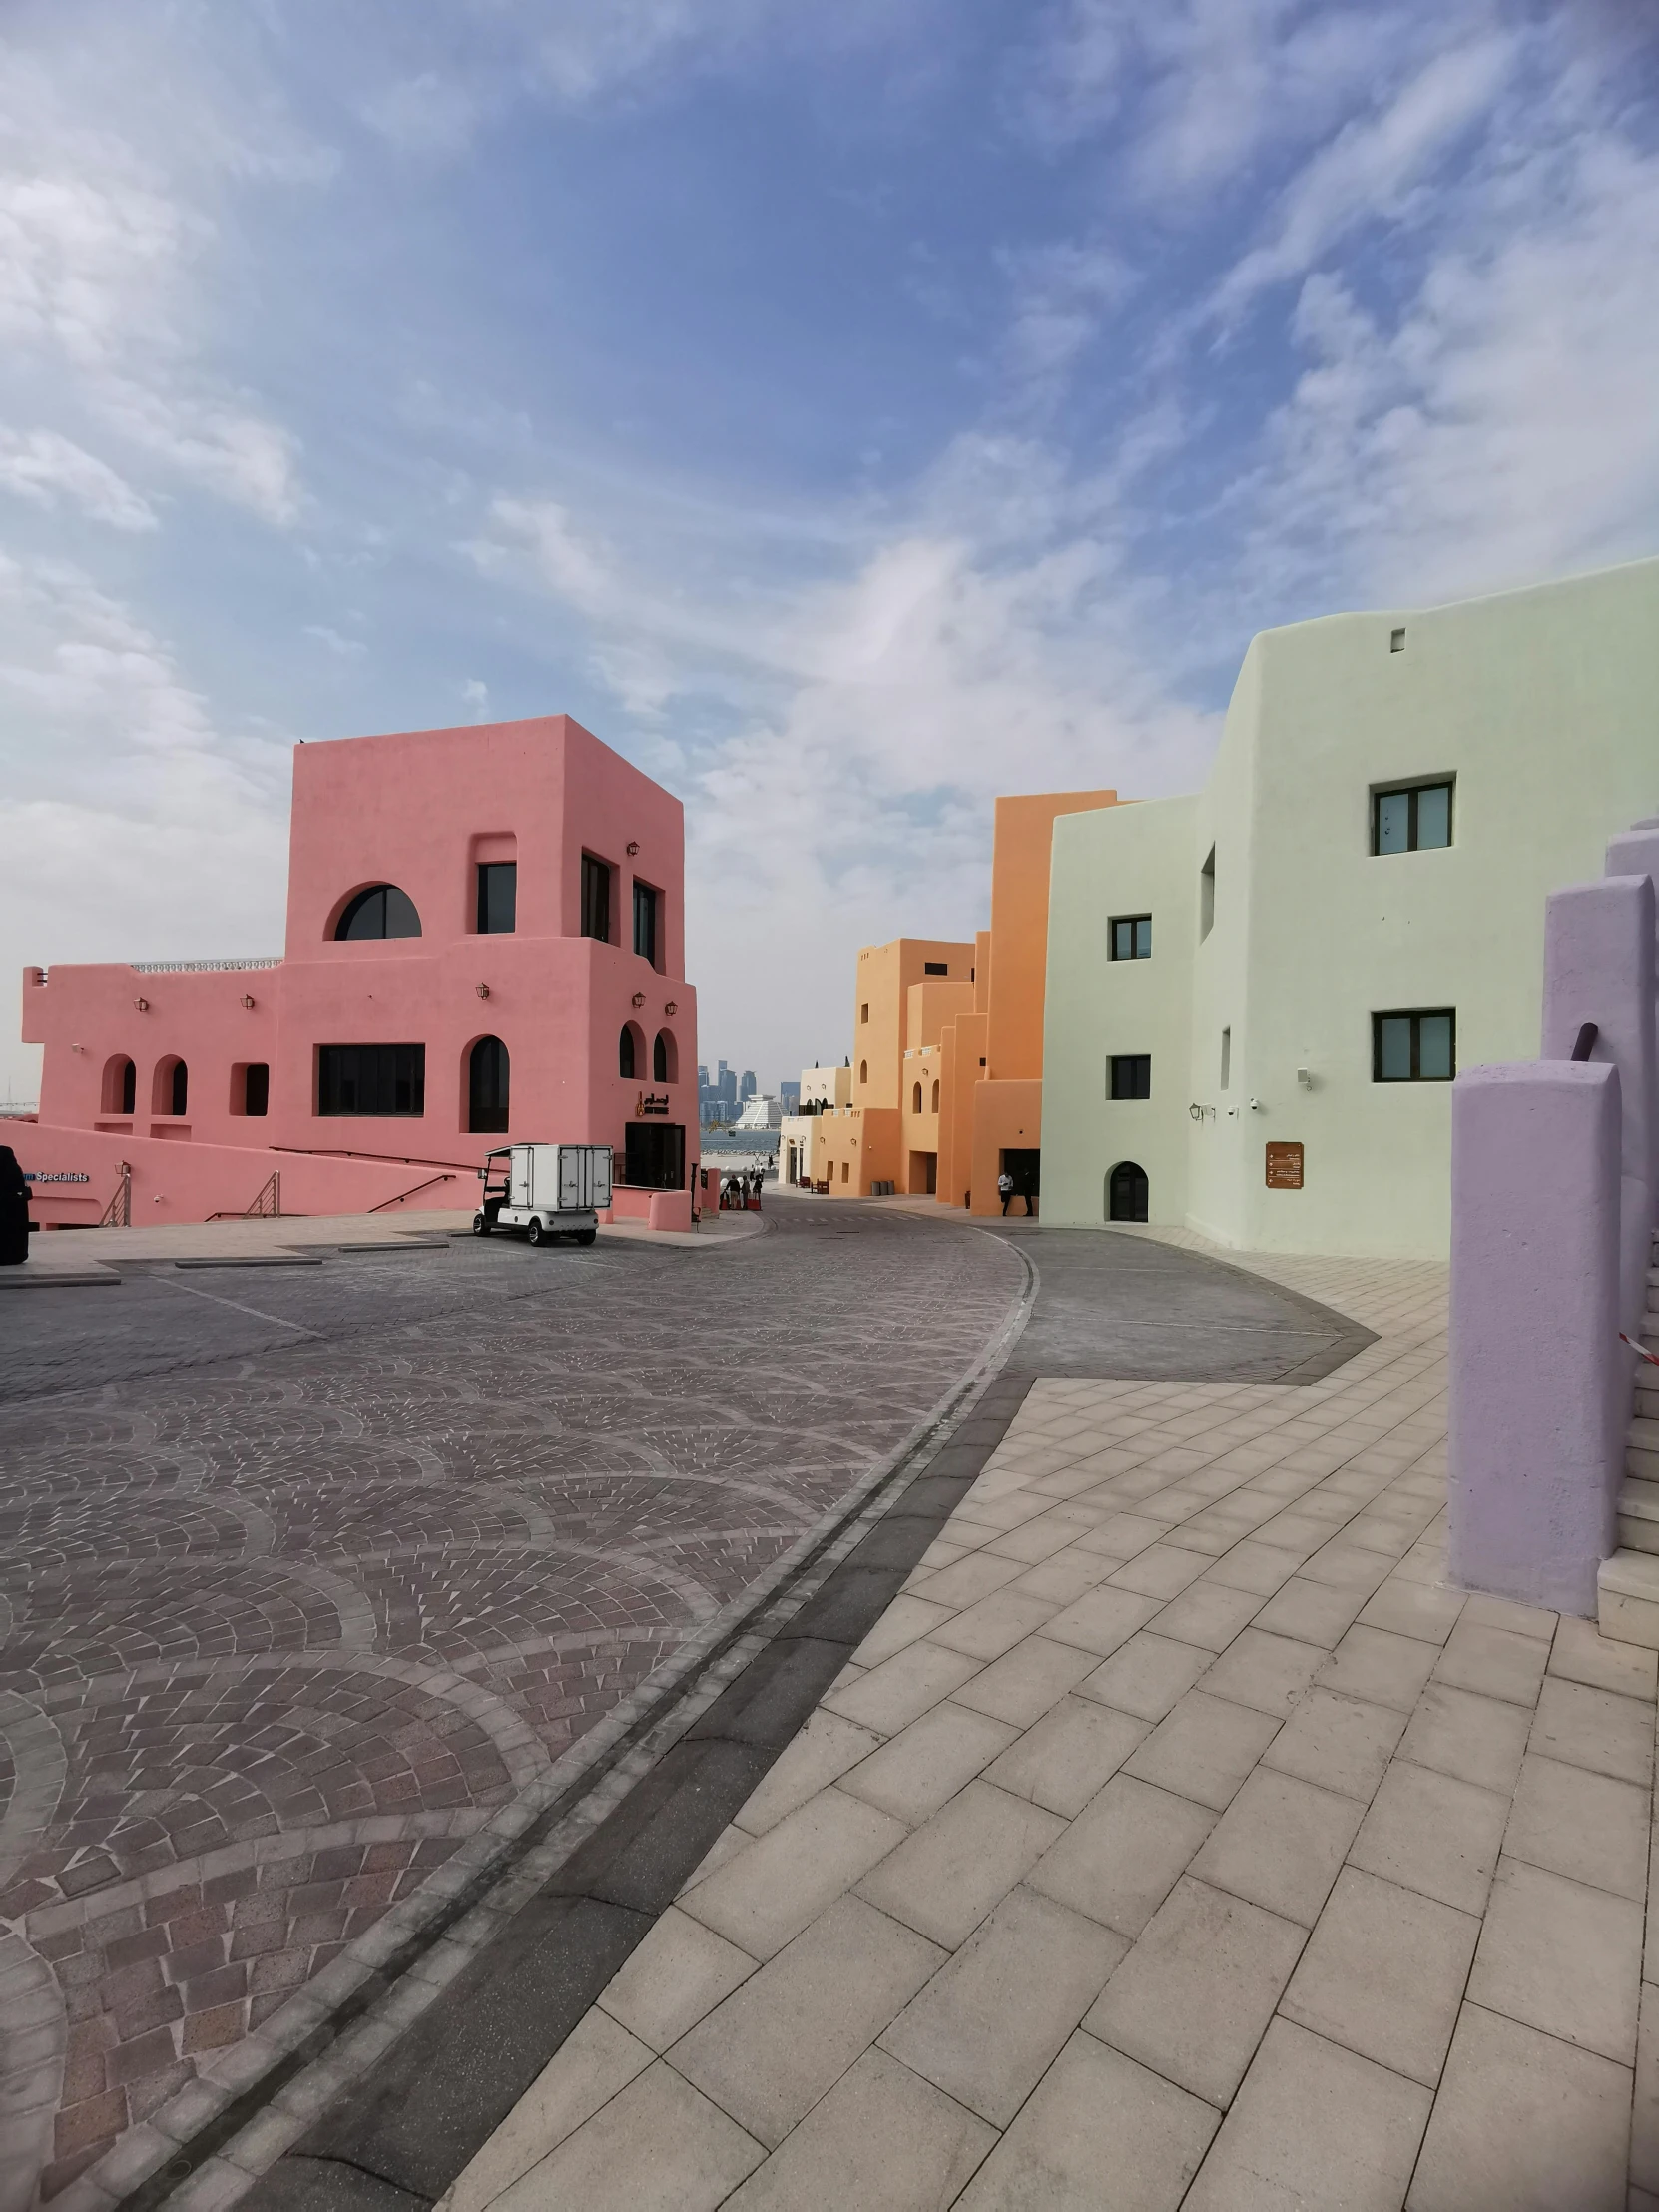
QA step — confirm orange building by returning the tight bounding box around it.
[815,791,1120,1207]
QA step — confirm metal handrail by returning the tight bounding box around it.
[368,1171,456,1212]
[98,1163,132,1228]
[207,1171,281,1221]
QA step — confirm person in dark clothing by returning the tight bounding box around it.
[0,1145,32,1264]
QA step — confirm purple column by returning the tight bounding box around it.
[1448,1061,1623,1615]
[1541,873,1657,1334]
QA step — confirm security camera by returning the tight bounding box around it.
[1248,1097,1261,1111]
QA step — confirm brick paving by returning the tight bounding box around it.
[442,1233,1659,2212]
[0,1208,1026,2207]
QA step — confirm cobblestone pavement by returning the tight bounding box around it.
[442,1237,1659,2212]
[0,1205,1027,2206]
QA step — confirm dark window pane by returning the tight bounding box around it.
[121,1060,136,1114]
[619,1026,636,1078]
[1376,792,1410,855]
[1111,920,1129,960]
[1135,918,1151,958]
[335,884,422,940]
[245,1064,269,1116]
[1417,1012,1454,1079]
[1109,1162,1149,1221]
[477,863,517,935]
[1416,785,1451,849]
[634,882,658,964]
[581,855,612,942]
[1110,1054,1151,1100]
[318,1043,426,1116]
[1377,1016,1413,1080]
[653,1031,668,1082]
[923,961,948,975]
[170,1061,189,1116]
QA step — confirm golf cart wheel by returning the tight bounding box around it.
[575,1227,597,1247]
[526,1217,546,1247]
[472,1211,491,1236]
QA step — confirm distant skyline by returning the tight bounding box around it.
[4,0,1659,1096]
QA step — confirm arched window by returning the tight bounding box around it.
[102,1055,136,1115]
[619,1025,637,1079]
[153,1057,188,1116]
[931,1079,940,1113]
[858,1060,867,1086]
[911,1082,922,1114]
[468,1036,509,1133]
[334,884,422,940]
[653,1029,677,1083]
[1108,1161,1149,1223]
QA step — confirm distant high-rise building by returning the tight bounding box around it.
[779,1080,801,1111]
[718,1065,738,1108]
[740,1070,757,1102]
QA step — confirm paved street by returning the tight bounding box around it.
[1,1204,1032,2205]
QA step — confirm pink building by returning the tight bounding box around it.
[16,715,701,1230]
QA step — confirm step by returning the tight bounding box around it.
[1629,1420,1659,1485]
[1600,1549,1659,1648]
[1618,1477,1659,1553]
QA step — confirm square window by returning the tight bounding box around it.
[1110,1053,1151,1100]
[1373,781,1452,855]
[1373,1009,1455,1082]
[1110,914,1152,961]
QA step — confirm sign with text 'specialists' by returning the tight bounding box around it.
[23,1170,91,1184]
[1265,1142,1304,1190]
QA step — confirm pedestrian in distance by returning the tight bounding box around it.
[998,1168,1015,1215]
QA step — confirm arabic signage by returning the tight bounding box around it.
[635,1092,670,1118]
[1265,1142,1304,1191]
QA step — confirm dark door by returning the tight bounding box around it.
[624,1122,685,1189]
[1109,1161,1149,1222]
[469,1037,510,1134]
[1002,1147,1040,1198]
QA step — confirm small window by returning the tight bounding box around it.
[1110,915,1152,961]
[931,1080,939,1113]
[102,1054,136,1115]
[923,961,948,976]
[1110,1054,1151,1101]
[1390,627,1406,653]
[619,1025,637,1079]
[858,1059,868,1085]
[1220,1028,1231,1090]
[860,1003,869,1024]
[840,1161,849,1184]
[153,1056,188,1116]
[476,862,517,935]
[232,1062,271,1117]
[1199,848,1215,941]
[1373,781,1452,855]
[1373,1009,1455,1082]
[334,885,422,940]
[653,1030,674,1083]
[912,1082,922,1113]
[633,880,659,965]
[318,1043,425,1116]
[581,854,612,942]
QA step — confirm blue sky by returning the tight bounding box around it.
[3,0,1658,1096]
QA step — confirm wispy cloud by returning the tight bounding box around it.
[0,426,156,529]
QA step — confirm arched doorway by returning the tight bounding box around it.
[653,1030,677,1083]
[468,1036,509,1133]
[1108,1160,1149,1222]
[619,1024,640,1079]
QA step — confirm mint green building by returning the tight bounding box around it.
[1040,558,1659,1258]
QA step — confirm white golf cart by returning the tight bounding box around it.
[473,1143,611,1247]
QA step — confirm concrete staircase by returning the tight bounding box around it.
[1596,1240,1659,1645]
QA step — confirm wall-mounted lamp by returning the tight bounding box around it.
[475,983,490,1000]
[71,1042,84,1053]
[1296,1067,1314,1089]
[632,991,645,1008]
[665,1000,678,1016]
[626,841,640,856]
[242,994,257,1010]
[133,997,149,1012]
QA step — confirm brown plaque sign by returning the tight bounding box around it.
[1265,1141,1304,1190]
